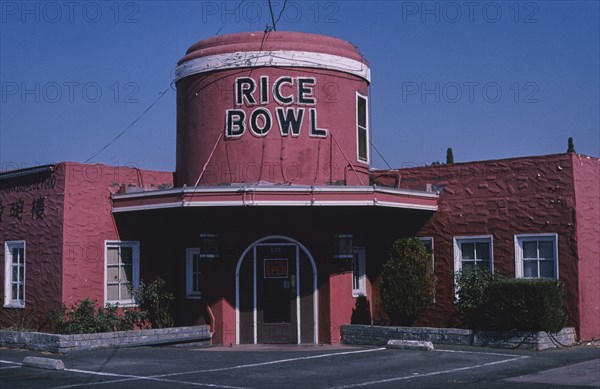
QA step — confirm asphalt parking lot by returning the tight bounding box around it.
[1,342,598,388]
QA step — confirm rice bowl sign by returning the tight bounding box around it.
[226,76,327,139]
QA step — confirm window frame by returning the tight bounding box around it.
[104,240,140,307]
[453,235,494,274]
[3,240,26,308]
[186,248,203,299]
[352,246,366,297]
[514,233,559,279]
[418,237,435,273]
[356,92,369,163]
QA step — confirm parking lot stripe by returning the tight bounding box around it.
[52,370,250,389]
[153,347,387,378]
[326,353,529,388]
[48,348,385,389]
[0,359,22,366]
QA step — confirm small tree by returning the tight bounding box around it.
[455,267,498,328]
[130,277,175,328]
[567,137,576,153]
[446,148,455,164]
[380,238,436,326]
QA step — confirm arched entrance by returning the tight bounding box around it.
[235,236,318,344]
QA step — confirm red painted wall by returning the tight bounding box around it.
[1,162,173,329]
[175,31,371,187]
[388,153,599,339]
[572,154,600,341]
[61,163,173,307]
[0,165,65,328]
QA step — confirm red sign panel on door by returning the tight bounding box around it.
[264,258,288,278]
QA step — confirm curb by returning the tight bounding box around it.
[386,339,434,351]
[22,356,65,370]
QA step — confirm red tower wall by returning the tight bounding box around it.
[175,31,371,187]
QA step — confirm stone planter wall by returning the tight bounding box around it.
[341,325,575,351]
[0,325,211,354]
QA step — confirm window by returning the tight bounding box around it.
[352,247,366,297]
[515,234,558,279]
[186,248,203,298]
[356,93,369,163]
[453,236,493,273]
[418,237,435,272]
[333,234,353,259]
[4,241,25,308]
[105,241,139,306]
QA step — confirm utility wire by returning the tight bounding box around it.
[274,0,289,28]
[268,0,277,31]
[370,140,393,169]
[214,0,245,36]
[84,88,170,163]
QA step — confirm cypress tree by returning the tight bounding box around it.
[446,148,454,164]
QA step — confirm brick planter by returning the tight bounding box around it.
[341,325,575,351]
[0,325,211,354]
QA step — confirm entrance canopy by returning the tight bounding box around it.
[111,185,437,212]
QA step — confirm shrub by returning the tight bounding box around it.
[47,298,145,335]
[455,266,500,328]
[129,277,174,328]
[381,238,436,326]
[480,278,566,332]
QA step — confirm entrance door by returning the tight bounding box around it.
[236,236,317,345]
[256,244,297,343]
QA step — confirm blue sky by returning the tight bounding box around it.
[1,0,598,172]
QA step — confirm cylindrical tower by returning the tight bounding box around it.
[174,31,371,187]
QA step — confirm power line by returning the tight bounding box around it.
[370,140,392,169]
[214,0,245,36]
[84,87,170,163]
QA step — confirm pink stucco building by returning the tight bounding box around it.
[2,31,598,343]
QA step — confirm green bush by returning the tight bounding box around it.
[455,269,566,332]
[47,298,145,334]
[481,278,566,332]
[455,266,500,328]
[129,277,174,329]
[381,238,436,326]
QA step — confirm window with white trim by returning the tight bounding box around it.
[105,241,139,306]
[4,241,25,308]
[356,93,369,163]
[352,247,366,297]
[186,248,203,298]
[418,237,434,273]
[453,236,493,273]
[515,234,558,279]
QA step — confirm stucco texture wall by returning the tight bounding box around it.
[0,165,65,329]
[572,154,600,341]
[395,154,593,337]
[61,163,173,307]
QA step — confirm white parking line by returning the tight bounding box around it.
[326,350,530,388]
[0,359,22,366]
[48,347,386,389]
[155,347,387,378]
